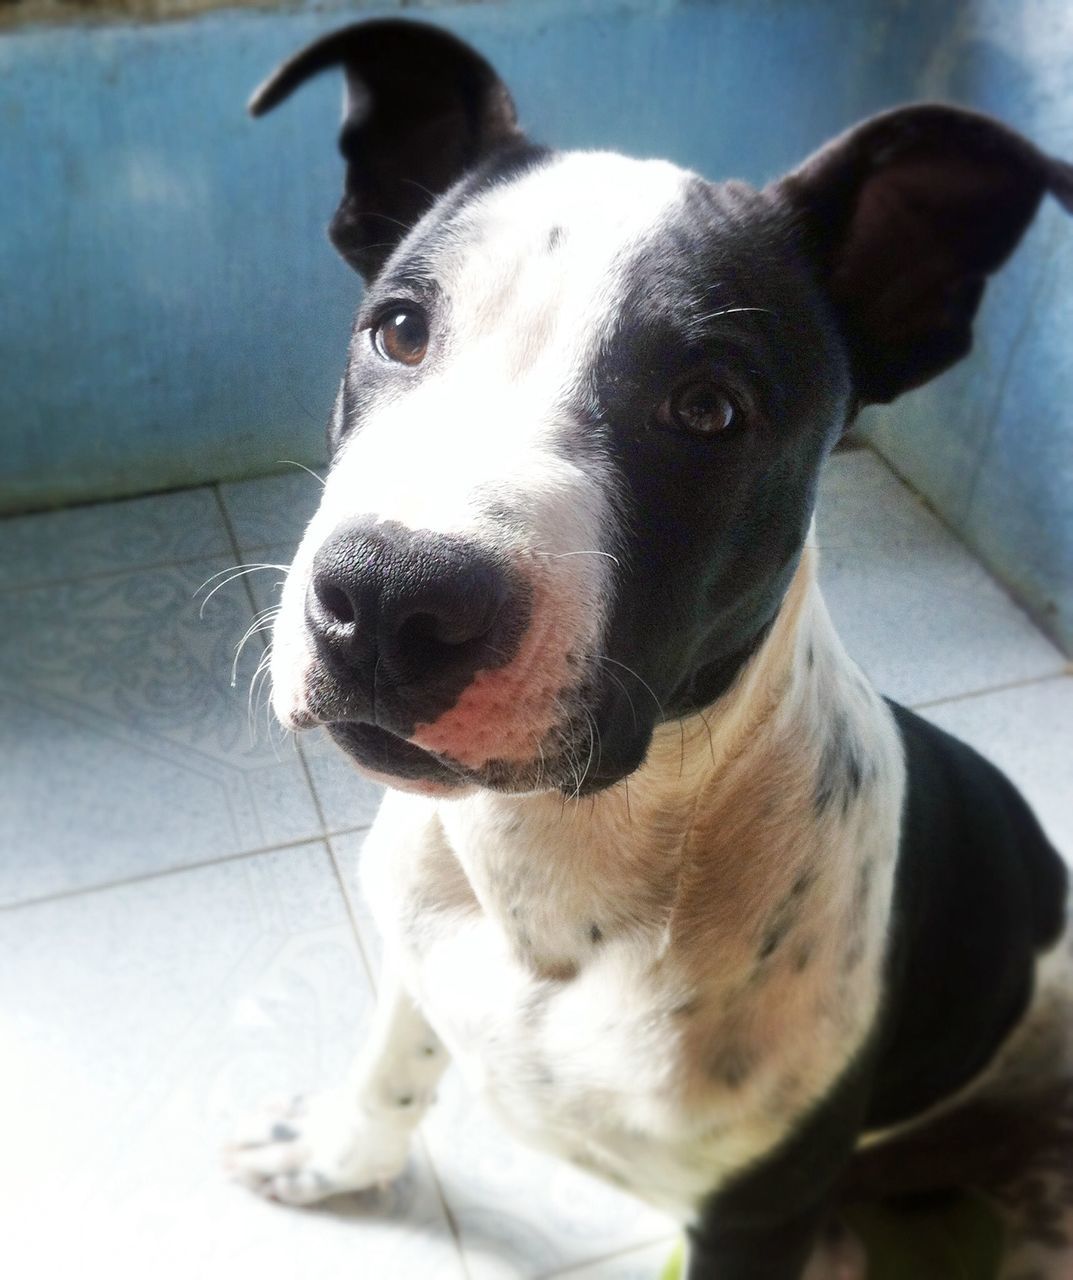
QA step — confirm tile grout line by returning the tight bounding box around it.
[534,1233,681,1280]
[416,1130,476,1280]
[0,824,376,915]
[910,667,1073,712]
[212,484,384,988]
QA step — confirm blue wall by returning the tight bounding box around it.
[2,0,1072,650]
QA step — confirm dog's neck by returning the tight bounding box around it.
[436,545,903,987]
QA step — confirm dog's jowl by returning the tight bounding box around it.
[227,20,1073,1280]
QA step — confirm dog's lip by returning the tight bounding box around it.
[326,719,469,787]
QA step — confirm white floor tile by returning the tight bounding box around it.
[547,1237,680,1279]
[0,843,466,1280]
[425,1070,677,1280]
[0,556,320,904]
[816,450,1066,706]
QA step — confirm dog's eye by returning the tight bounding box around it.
[658,382,738,437]
[373,309,429,366]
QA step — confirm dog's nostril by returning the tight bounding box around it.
[395,611,486,672]
[316,582,357,626]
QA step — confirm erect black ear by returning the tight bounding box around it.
[772,104,1073,404]
[249,19,522,280]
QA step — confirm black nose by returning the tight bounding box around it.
[306,519,525,731]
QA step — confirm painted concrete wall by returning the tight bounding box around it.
[3,0,1072,650]
[850,1,1073,659]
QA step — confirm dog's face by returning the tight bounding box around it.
[253,20,1072,797]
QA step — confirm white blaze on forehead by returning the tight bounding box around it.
[321,151,693,540]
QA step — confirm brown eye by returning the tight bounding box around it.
[373,309,429,366]
[659,382,738,436]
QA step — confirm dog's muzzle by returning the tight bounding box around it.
[302,519,531,779]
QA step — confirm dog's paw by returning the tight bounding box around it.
[224,1090,411,1205]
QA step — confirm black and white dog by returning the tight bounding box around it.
[228,20,1073,1279]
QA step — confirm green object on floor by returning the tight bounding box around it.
[658,1193,1004,1279]
[659,1239,684,1280]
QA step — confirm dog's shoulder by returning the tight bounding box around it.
[867,700,1068,1128]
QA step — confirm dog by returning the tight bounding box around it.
[226,19,1073,1279]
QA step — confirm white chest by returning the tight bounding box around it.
[358,783,892,1215]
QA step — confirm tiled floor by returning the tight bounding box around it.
[1,448,1069,1280]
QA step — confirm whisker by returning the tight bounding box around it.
[230,609,279,687]
[591,654,666,721]
[276,459,326,489]
[696,305,776,322]
[195,563,289,618]
[531,550,622,568]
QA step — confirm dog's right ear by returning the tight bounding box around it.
[249,19,522,280]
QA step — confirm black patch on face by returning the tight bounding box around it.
[556,176,853,790]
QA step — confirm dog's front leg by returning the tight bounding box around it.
[685,1206,828,1280]
[226,964,448,1205]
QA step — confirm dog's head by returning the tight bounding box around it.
[252,19,1072,798]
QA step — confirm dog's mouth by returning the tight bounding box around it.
[326,720,470,793]
[323,694,646,798]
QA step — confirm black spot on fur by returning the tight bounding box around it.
[807,643,815,670]
[756,868,816,966]
[710,1043,755,1089]
[396,1094,415,1108]
[546,224,564,251]
[759,918,790,962]
[814,713,867,816]
[589,922,604,945]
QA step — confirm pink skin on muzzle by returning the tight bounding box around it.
[409,579,577,770]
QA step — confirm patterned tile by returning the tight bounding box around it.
[816,450,1066,706]
[0,486,231,591]
[922,675,1073,856]
[220,471,324,557]
[1,843,466,1280]
[0,555,320,904]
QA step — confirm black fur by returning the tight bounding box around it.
[689,706,1067,1279]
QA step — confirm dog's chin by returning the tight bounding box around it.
[324,718,644,799]
[326,722,471,796]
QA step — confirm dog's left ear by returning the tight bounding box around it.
[772,104,1073,404]
[249,19,522,279]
